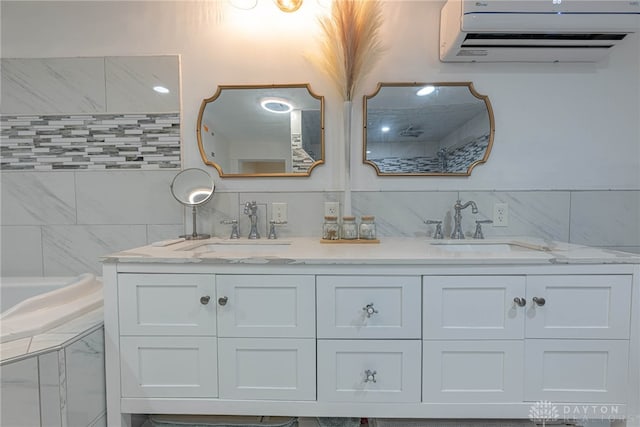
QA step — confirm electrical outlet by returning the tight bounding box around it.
[272,202,287,222]
[493,202,509,227]
[324,202,340,218]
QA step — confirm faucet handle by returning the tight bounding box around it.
[268,220,288,240]
[220,219,240,239]
[424,220,444,239]
[473,219,493,239]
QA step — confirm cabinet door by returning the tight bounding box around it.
[526,275,632,339]
[317,339,421,403]
[118,274,215,336]
[317,275,421,339]
[423,276,526,339]
[120,336,217,398]
[422,340,524,403]
[218,338,316,401]
[524,339,629,403]
[216,275,315,338]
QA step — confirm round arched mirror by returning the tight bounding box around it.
[170,168,215,240]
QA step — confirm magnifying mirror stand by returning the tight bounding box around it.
[181,205,210,240]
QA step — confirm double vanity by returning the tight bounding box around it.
[102,237,640,427]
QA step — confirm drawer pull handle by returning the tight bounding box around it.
[364,369,377,383]
[532,297,546,306]
[363,303,378,318]
[218,296,228,306]
[200,296,211,305]
[513,297,526,307]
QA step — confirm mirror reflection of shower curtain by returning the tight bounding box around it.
[438,148,449,172]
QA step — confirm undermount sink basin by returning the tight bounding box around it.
[186,240,291,254]
[430,241,544,253]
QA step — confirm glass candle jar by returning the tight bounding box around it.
[341,216,358,240]
[322,216,340,240]
[359,215,377,240]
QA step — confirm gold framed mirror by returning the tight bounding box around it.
[363,82,494,176]
[197,84,324,177]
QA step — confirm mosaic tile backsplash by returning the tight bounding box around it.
[0,113,180,170]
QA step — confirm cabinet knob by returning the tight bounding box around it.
[218,296,228,306]
[363,303,378,318]
[532,297,546,306]
[364,369,377,383]
[513,297,526,307]
[200,295,211,305]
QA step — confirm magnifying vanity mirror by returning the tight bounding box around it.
[197,84,325,177]
[170,168,215,240]
[364,82,494,176]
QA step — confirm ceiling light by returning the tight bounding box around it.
[381,126,390,133]
[261,98,294,113]
[416,85,435,96]
[229,0,258,10]
[274,0,303,12]
[153,86,170,94]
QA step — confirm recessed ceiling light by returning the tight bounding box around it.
[381,126,390,132]
[416,85,435,96]
[260,98,294,113]
[153,86,170,94]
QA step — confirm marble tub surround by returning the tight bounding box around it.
[103,236,640,266]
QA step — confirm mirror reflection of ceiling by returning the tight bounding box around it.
[364,83,494,176]
[197,84,324,177]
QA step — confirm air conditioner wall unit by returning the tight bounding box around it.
[440,0,640,62]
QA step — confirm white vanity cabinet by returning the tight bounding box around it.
[117,273,218,398]
[215,275,316,401]
[422,274,633,404]
[316,276,422,403]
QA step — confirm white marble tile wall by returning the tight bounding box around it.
[1,170,182,276]
[65,329,106,427]
[0,357,41,427]
[39,350,64,427]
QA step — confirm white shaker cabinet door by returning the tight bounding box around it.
[317,275,421,339]
[118,274,215,336]
[524,339,629,403]
[422,340,524,403]
[218,337,316,401]
[216,275,315,338]
[120,336,218,398]
[317,339,422,403]
[525,275,632,339]
[423,275,526,340]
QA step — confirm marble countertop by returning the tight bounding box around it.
[103,236,640,266]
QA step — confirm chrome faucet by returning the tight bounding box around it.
[451,199,478,239]
[244,201,260,239]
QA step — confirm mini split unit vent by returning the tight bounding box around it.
[440,0,640,62]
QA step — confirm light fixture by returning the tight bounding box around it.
[229,0,258,10]
[153,86,170,94]
[274,0,303,12]
[261,98,294,114]
[416,85,435,96]
[381,126,390,133]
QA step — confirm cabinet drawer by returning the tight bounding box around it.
[218,338,316,401]
[217,275,315,338]
[317,339,421,403]
[317,276,421,339]
[120,336,217,398]
[526,275,632,339]
[524,339,629,403]
[118,274,215,336]
[423,275,526,340]
[422,340,524,403]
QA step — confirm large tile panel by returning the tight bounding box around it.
[0,226,44,276]
[0,58,106,114]
[0,358,41,427]
[570,190,640,246]
[75,171,182,225]
[42,225,147,275]
[1,172,76,225]
[38,350,64,427]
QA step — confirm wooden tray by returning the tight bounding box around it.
[320,239,380,244]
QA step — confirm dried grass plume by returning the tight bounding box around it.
[312,0,385,101]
